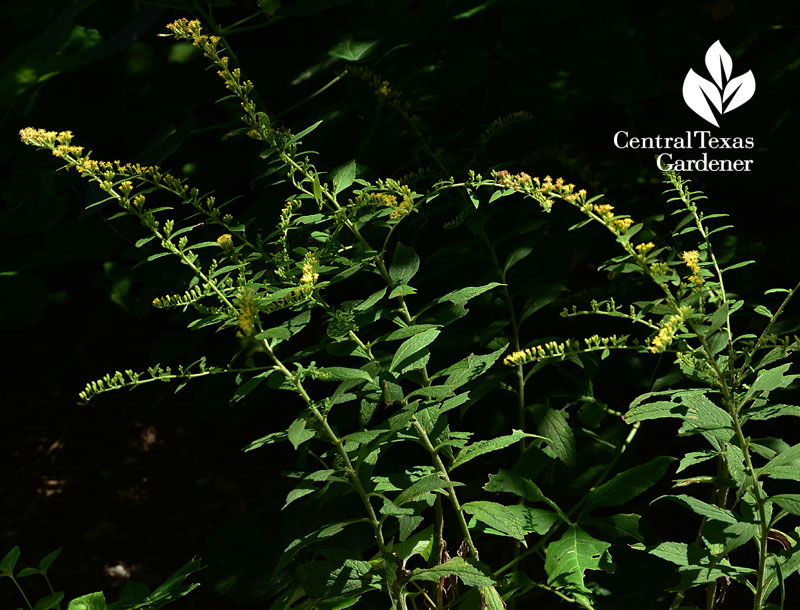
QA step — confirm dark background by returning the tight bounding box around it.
[1,0,798,607]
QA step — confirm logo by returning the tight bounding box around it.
[683,40,756,128]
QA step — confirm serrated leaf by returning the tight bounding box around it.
[505,505,559,535]
[746,364,798,401]
[296,559,379,598]
[317,367,374,383]
[582,514,643,541]
[676,449,719,473]
[434,343,508,390]
[395,474,463,506]
[744,404,800,421]
[67,592,106,610]
[655,494,738,524]
[435,282,503,307]
[275,520,362,574]
[760,443,800,477]
[585,456,674,510]
[451,429,534,470]
[409,557,495,587]
[242,431,287,452]
[331,159,357,194]
[390,328,440,372]
[544,525,612,591]
[771,494,800,515]
[393,527,433,564]
[288,418,315,450]
[531,406,576,466]
[389,242,420,285]
[463,501,526,541]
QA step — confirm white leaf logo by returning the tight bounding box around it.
[682,40,755,127]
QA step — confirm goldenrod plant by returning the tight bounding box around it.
[18,17,800,610]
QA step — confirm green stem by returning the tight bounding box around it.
[10,577,34,610]
[411,419,479,560]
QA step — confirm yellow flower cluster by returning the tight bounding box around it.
[493,171,585,212]
[352,189,413,219]
[503,334,626,366]
[504,339,580,366]
[610,217,634,233]
[301,251,319,285]
[217,234,234,252]
[636,242,655,254]
[681,250,704,286]
[152,285,205,309]
[650,306,693,353]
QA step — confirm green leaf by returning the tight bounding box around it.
[242,431,288,452]
[0,545,20,573]
[288,418,315,450]
[289,120,323,144]
[138,559,202,607]
[647,541,696,566]
[329,39,378,61]
[276,520,363,574]
[504,246,533,274]
[760,443,800,477]
[296,559,379,598]
[395,474,463,506]
[585,456,674,510]
[676,449,718,473]
[390,328,440,372]
[744,403,800,421]
[409,557,495,587]
[655,494,738,524]
[67,592,106,610]
[317,367,374,383]
[519,283,564,323]
[530,406,576,466]
[505,505,559,535]
[771,494,800,515]
[435,282,503,308]
[35,592,64,610]
[433,343,508,390]
[16,567,40,577]
[451,429,535,470]
[393,527,433,564]
[463,501,526,541]
[331,159,357,194]
[38,548,61,573]
[544,525,612,591]
[389,242,420,285]
[746,363,798,401]
[581,514,642,541]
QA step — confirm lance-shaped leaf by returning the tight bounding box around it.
[723,70,756,113]
[395,473,464,506]
[451,429,541,470]
[683,69,722,127]
[409,557,495,587]
[545,525,612,591]
[705,40,732,89]
[296,559,379,598]
[584,456,674,511]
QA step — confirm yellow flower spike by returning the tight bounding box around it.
[301,251,319,285]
